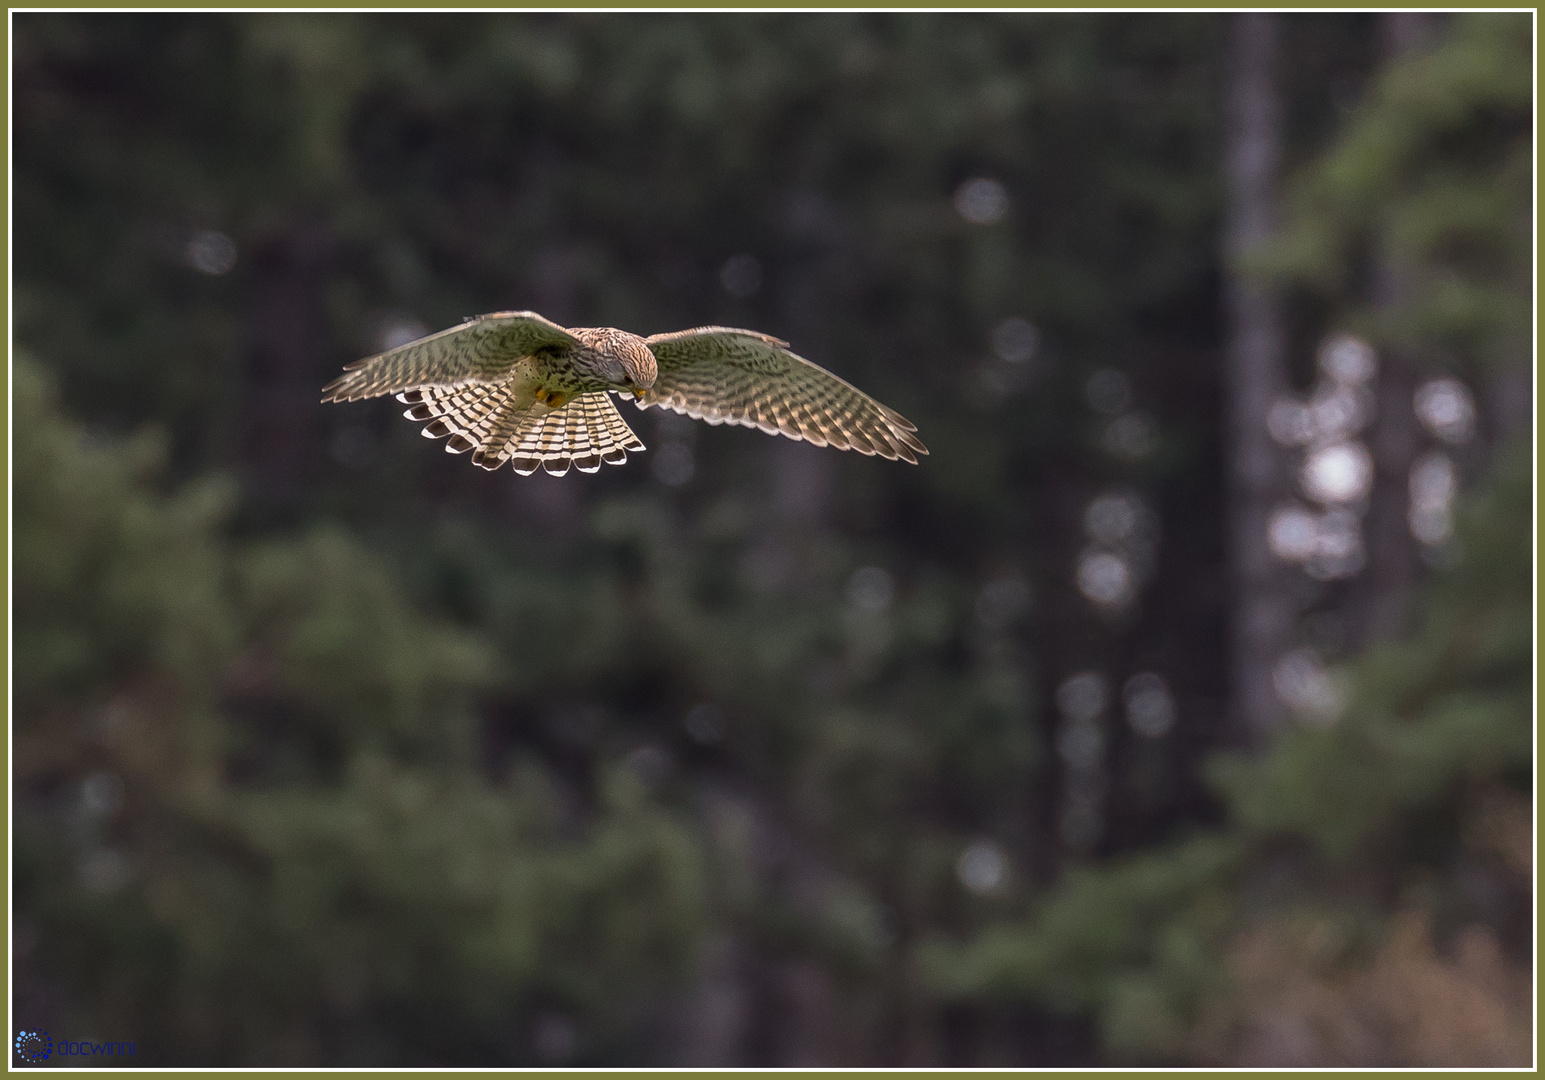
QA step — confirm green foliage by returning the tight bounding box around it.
[1211,442,1533,859]
[12,357,708,1064]
[1261,12,1532,372]
[13,356,235,708]
[235,527,495,761]
[921,833,1241,1019]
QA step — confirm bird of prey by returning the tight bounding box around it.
[321,311,927,476]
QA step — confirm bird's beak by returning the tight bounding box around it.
[632,388,647,400]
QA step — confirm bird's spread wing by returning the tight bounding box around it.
[398,386,644,476]
[321,311,577,402]
[642,327,927,463]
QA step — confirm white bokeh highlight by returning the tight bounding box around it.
[1273,648,1342,725]
[1409,451,1458,547]
[1077,550,1133,608]
[1077,489,1157,611]
[957,840,1008,895]
[1123,672,1176,738]
[954,177,1009,224]
[1267,334,1380,580]
[1301,441,1374,505]
[991,317,1040,364]
[1414,378,1476,445]
[847,566,894,613]
[186,229,237,275]
[1319,334,1377,385]
[1056,671,1109,850]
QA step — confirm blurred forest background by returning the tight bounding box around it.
[11,12,1533,1067]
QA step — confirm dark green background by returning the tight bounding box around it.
[11,12,1532,1067]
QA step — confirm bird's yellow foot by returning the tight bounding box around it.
[535,388,570,409]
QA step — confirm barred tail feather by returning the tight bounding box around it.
[395,386,646,475]
[397,385,505,456]
[506,392,646,476]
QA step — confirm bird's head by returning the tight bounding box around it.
[606,335,658,399]
[571,327,658,398]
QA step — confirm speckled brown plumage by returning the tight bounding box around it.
[322,310,926,473]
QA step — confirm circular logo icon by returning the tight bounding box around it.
[15,1030,52,1061]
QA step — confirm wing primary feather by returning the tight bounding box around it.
[643,327,923,464]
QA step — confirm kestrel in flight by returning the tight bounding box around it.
[321,311,927,475]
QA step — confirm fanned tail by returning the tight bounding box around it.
[505,392,646,475]
[397,387,645,475]
[397,384,504,454]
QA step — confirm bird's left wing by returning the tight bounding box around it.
[321,311,578,402]
[642,327,927,462]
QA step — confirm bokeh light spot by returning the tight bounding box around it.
[975,573,1031,629]
[1124,672,1175,738]
[1414,378,1476,445]
[991,317,1039,364]
[720,253,763,298]
[684,703,725,745]
[847,566,894,613]
[957,840,1008,895]
[1056,671,1109,724]
[186,229,237,275]
[1102,413,1157,461]
[1077,549,1134,607]
[1268,503,1320,563]
[1085,369,1132,414]
[954,177,1009,224]
[1273,648,1342,724]
[1301,441,1373,504]
[1318,334,1377,385]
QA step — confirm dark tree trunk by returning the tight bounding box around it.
[243,218,338,519]
[771,217,836,535]
[1223,13,1291,745]
[1348,12,1437,647]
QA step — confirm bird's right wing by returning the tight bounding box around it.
[642,326,927,462]
[321,311,578,402]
